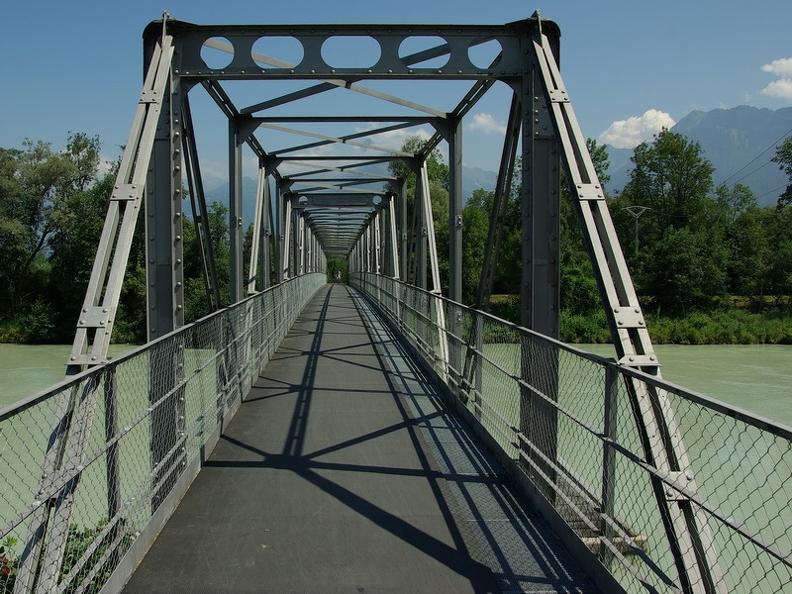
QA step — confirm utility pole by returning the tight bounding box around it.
[623,205,651,256]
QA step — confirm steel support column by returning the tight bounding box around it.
[398,180,407,281]
[275,181,286,283]
[448,117,463,303]
[374,211,382,274]
[281,195,293,279]
[229,119,244,303]
[414,160,441,292]
[248,165,267,293]
[447,117,463,394]
[146,72,184,337]
[146,65,187,517]
[519,32,560,503]
[387,193,400,278]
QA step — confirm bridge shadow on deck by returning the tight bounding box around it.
[122,285,598,594]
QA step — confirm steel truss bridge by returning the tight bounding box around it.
[1,14,791,594]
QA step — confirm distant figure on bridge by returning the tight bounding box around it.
[334,270,341,282]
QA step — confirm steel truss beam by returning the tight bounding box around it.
[51,13,722,594]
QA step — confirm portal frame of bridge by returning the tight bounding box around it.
[15,13,723,594]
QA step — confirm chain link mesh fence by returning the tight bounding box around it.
[0,273,324,594]
[351,272,792,594]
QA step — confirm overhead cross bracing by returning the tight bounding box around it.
[154,17,540,305]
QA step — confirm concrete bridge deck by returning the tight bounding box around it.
[122,284,598,593]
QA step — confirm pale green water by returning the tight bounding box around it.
[0,344,135,409]
[580,343,792,427]
[3,342,790,424]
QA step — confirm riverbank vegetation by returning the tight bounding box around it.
[0,134,233,344]
[428,132,792,345]
[1,132,791,345]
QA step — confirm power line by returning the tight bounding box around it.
[730,159,774,186]
[755,183,788,202]
[719,127,792,186]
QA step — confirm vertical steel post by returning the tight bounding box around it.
[448,117,463,395]
[374,212,382,274]
[297,215,305,276]
[600,364,619,567]
[293,208,302,276]
[364,221,371,272]
[248,165,266,294]
[274,182,285,283]
[306,227,312,273]
[398,180,407,282]
[448,117,463,303]
[145,64,186,514]
[262,176,273,289]
[229,119,244,303]
[146,72,184,338]
[282,196,292,279]
[388,194,400,278]
[415,165,427,290]
[519,30,560,502]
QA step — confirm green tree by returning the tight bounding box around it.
[711,183,775,307]
[615,130,723,309]
[560,139,611,316]
[48,165,118,339]
[625,129,714,225]
[464,169,523,298]
[460,200,489,303]
[326,258,348,283]
[644,225,729,311]
[387,136,449,192]
[387,136,450,291]
[764,204,792,306]
[772,136,792,206]
[182,202,231,323]
[0,133,101,340]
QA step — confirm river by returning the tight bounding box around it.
[580,343,792,427]
[0,344,134,410]
[1,343,791,426]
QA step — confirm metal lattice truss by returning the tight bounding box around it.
[52,13,725,593]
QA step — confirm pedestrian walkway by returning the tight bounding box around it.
[122,284,598,593]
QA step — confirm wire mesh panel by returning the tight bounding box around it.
[350,272,792,594]
[0,273,324,594]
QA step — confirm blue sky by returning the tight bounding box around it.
[2,0,791,180]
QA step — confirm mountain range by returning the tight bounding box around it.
[605,105,792,206]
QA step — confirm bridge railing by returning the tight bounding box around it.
[351,272,792,594]
[0,273,325,594]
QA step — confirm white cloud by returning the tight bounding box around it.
[97,154,116,179]
[597,109,676,149]
[469,112,507,135]
[365,126,433,152]
[761,57,792,100]
[762,57,792,77]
